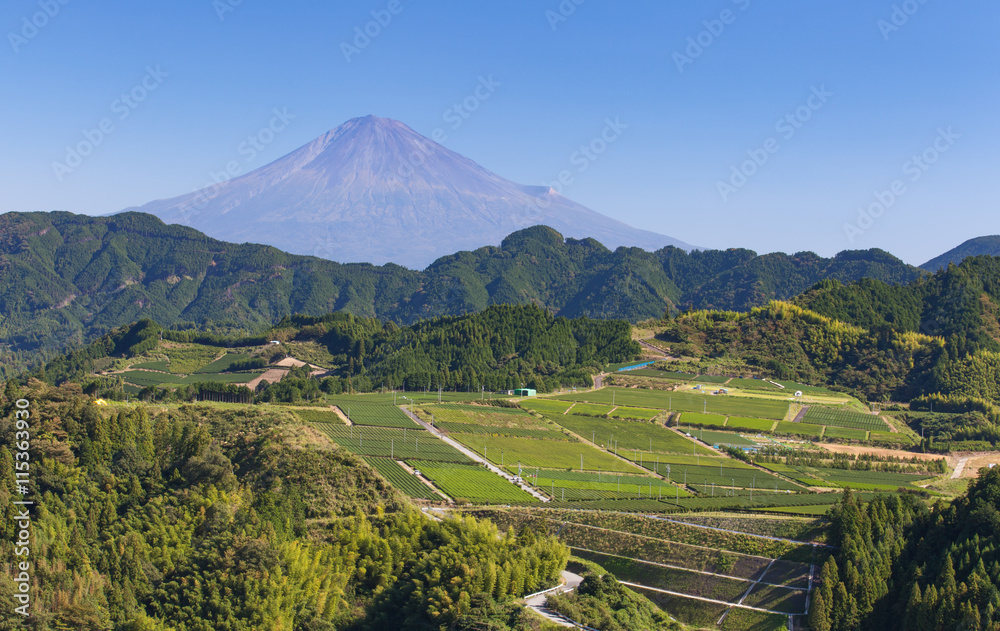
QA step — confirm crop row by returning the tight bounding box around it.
[555,387,790,420]
[451,433,640,472]
[407,460,537,503]
[802,407,887,431]
[315,424,470,462]
[550,414,715,456]
[433,420,568,440]
[361,457,439,500]
[327,400,418,428]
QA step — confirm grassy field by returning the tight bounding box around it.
[549,415,716,456]
[130,359,169,372]
[361,456,440,500]
[161,344,225,374]
[676,412,728,428]
[822,426,869,440]
[408,460,537,503]
[569,402,616,417]
[433,421,569,440]
[727,378,782,391]
[451,433,643,472]
[424,405,542,428]
[315,424,470,462]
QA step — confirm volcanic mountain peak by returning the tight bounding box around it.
[126,115,691,268]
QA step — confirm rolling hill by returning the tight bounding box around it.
[922,235,1000,271]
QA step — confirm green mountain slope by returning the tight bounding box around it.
[0,211,922,376]
[922,235,1000,271]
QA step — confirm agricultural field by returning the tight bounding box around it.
[693,374,731,384]
[407,460,536,504]
[727,378,782,391]
[802,406,888,431]
[160,344,227,373]
[617,369,693,380]
[676,412,728,429]
[293,409,345,425]
[451,433,642,472]
[176,372,262,385]
[822,426,869,440]
[423,404,539,428]
[314,424,470,462]
[549,415,716,456]
[121,371,181,387]
[433,421,569,440]
[725,417,778,432]
[361,457,440,500]
[695,430,761,447]
[522,469,692,501]
[609,406,661,420]
[761,463,933,490]
[631,460,802,492]
[193,353,252,373]
[773,421,824,438]
[327,398,418,428]
[870,430,913,444]
[130,359,169,372]
[558,388,790,420]
[568,402,616,417]
[519,398,575,415]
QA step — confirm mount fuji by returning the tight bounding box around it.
[125,115,691,269]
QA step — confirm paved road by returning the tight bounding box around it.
[400,405,550,502]
[525,571,585,628]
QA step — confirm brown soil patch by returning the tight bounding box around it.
[819,443,947,464]
[247,367,288,390]
[960,454,1000,478]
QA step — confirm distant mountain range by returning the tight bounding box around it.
[123,115,691,268]
[922,235,1000,271]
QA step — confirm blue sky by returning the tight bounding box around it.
[1,0,997,265]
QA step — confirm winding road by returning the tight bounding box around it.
[524,571,586,628]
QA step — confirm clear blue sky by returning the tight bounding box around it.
[1,0,997,265]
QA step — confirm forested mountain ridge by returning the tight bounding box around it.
[922,235,1000,271]
[0,211,922,376]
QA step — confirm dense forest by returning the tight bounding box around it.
[0,380,569,630]
[0,211,922,376]
[810,468,1000,631]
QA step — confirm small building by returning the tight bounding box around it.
[269,340,281,345]
[513,388,536,397]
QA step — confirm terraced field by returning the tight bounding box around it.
[557,388,790,419]
[762,463,933,490]
[327,399,418,428]
[452,433,640,472]
[293,409,345,425]
[193,353,253,373]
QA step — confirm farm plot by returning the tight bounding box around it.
[676,412,728,429]
[315,424,470,462]
[632,460,801,492]
[617,369,692,380]
[407,460,536,503]
[121,371,181,387]
[177,372,262,385]
[609,406,661,420]
[160,344,225,374]
[293,409,345,425]
[695,430,761,447]
[130,359,169,372]
[569,402,615,417]
[803,406,888,431]
[774,421,824,438]
[822,426,869,440]
[193,353,252,373]
[674,491,878,514]
[433,421,569,440]
[424,404,541,428]
[693,374,731,384]
[726,417,778,432]
[727,378,782,391]
[451,433,640,472]
[721,609,792,631]
[742,583,808,614]
[870,430,913,444]
[519,399,575,415]
[550,415,716,456]
[327,399,418,428]
[361,457,439,500]
[767,465,933,491]
[524,469,692,500]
